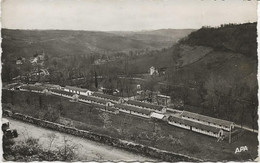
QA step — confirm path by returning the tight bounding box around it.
[7,118,155,161]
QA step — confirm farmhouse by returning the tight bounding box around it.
[64,86,93,96]
[126,100,166,113]
[168,115,224,138]
[181,111,235,131]
[92,92,120,103]
[114,103,151,118]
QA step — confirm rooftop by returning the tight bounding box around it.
[92,92,120,101]
[114,103,151,115]
[157,94,171,98]
[168,115,222,133]
[151,112,165,119]
[51,89,75,96]
[181,111,234,127]
[126,100,163,111]
[20,85,45,91]
[65,86,88,92]
[79,95,107,104]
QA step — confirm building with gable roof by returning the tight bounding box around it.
[181,111,235,131]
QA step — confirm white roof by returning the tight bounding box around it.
[157,94,171,98]
[150,112,165,119]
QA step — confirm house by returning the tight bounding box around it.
[64,86,92,96]
[168,115,224,138]
[114,103,151,118]
[100,87,119,95]
[30,51,45,65]
[181,111,235,131]
[156,94,171,106]
[92,92,120,103]
[126,100,166,113]
[149,66,158,75]
[149,66,168,76]
[16,58,23,65]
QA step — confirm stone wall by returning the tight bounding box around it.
[3,109,202,162]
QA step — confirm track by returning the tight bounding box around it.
[7,118,155,161]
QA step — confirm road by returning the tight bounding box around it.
[7,118,155,161]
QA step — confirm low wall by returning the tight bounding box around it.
[3,109,202,162]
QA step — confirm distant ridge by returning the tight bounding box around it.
[1,28,194,59]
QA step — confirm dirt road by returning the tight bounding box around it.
[7,118,155,161]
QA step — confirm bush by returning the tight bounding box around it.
[3,136,78,161]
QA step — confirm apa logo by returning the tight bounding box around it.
[235,146,248,154]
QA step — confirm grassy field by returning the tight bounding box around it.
[2,90,258,161]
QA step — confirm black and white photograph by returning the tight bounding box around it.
[1,0,258,161]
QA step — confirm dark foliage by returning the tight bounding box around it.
[179,23,257,58]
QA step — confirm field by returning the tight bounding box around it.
[2,90,258,161]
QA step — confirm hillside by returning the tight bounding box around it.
[179,23,257,58]
[109,29,195,45]
[103,23,257,128]
[1,28,194,60]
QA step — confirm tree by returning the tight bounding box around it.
[3,136,79,161]
[94,71,98,88]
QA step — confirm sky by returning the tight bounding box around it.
[1,0,258,31]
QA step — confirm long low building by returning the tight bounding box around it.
[181,111,235,131]
[19,85,46,93]
[92,92,121,103]
[91,103,119,114]
[168,115,224,138]
[64,86,93,96]
[43,84,62,90]
[126,100,165,113]
[50,89,75,98]
[114,103,151,118]
[79,95,108,105]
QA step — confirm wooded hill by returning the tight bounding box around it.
[179,23,257,58]
[102,23,258,129]
[1,28,194,60]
